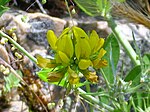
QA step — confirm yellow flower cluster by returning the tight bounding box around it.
[37,26,107,84]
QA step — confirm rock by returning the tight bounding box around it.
[0,45,10,64]
[3,101,29,112]
[96,21,111,38]
[64,17,110,38]
[113,21,150,74]
[116,20,150,41]
[0,9,67,53]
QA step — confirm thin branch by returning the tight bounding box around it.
[77,88,114,111]
[0,31,37,63]
[36,0,47,14]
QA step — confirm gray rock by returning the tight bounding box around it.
[114,22,150,75]
[0,9,67,53]
[64,17,110,38]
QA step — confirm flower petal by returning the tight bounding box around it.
[59,27,70,38]
[89,30,99,51]
[78,59,92,70]
[68,67,79,84]
[94,38,104,53]
[36,55,56,68]
[93,59,108,69]
[65,35,74,58]
[84,71,98,83]
[97,48,107,59]
[72,26,89,41]
[75,37,91,59]
[46,30,57,50]
[47,71,64,82]
[56,34,74,58]
[58,51,70,65]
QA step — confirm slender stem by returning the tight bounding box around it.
[106,15,140,66]
[131,97,137,112]
[79,96,104,112]
[85,83,93,112]
[65,0,74,26]
[126,83,145,93]
[100,69,111,89]
[0,31,37,63]
[36,0,47,14]
[77,88,114,111]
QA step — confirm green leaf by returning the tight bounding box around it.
[96,0,111,16]
[125,65,141,86]
[98,88,109,104]
[37,68,67,87]
[77,80,91,88]
[0,5,9,16]
[0,0,11,6]
[102,33,120,84]
[117,0,126,2]
[0,0,10,16]
[143,53,150,65]
[142,53,150,75]
[37,68,52,82]
[74,0,111,16]
[74,0,100,16]
[37,68,87,88]
[4,70,22,92]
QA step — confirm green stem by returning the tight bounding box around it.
[100,69,111,89]
[79,96,104,112]
[85,83,93,112]
[77,88,114,111]
[131,97,137,112]
[65,0,74,26]
[126,83,145,93]
[0,31,37,63]
[106,15,140,66]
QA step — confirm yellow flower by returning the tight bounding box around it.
[73,26,91,60]
[89,30,104,54]
[47,71,64,82]
[36,55,56,68]
[92,48,108,69]
[46,30,58,50]
[47,28,74,67]
[84,71,98,83]
[57,51,70,66]
[56,34,74,59]
[93,59,108,69]
[78,59,93,70]
[37,26,107,85]
[68,67,79,84]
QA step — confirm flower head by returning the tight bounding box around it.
[37,27,107,85]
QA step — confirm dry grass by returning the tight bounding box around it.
[112,0,150,28]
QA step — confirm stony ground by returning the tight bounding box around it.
[0,1,150,111]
